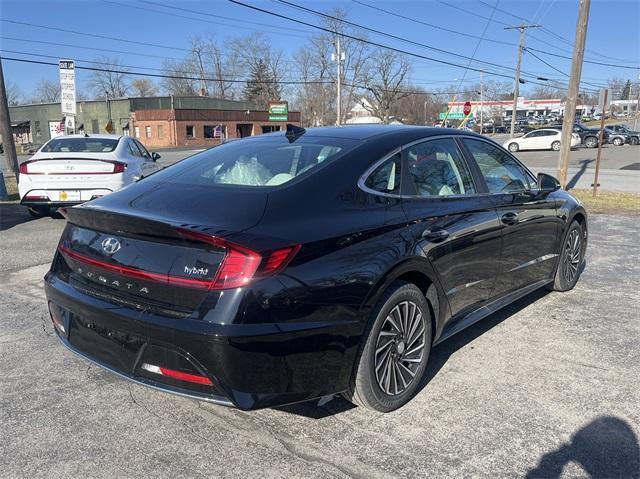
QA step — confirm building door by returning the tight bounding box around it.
[236,123,253,138]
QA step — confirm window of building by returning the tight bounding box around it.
[92,119,99,134]
[261,125,281,133]
[145,126,152,139]
[157,125,164,139]
[186,125,195,138]
[204,125,215,139]
[34,121,41,137]
[134,126,140,138]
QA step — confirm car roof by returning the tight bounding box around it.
[277,124,485,141]
[49,134,124,140]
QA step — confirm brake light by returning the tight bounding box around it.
[19,162,30,174]
[140,363,213,386]
[177,228,300,289]
[110,161,126,173]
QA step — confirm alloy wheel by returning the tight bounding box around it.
[374,301,426,396]
[563,229,582,284]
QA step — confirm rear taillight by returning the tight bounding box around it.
[177,228,300,290]
[24,195,49,201]
[110,161,126,173]
[19,162,30,174]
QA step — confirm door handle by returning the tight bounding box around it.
[501,212,519,226]
[422,229,450,242]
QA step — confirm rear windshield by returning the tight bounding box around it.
[147,135,358,187]
[41,138,119,153]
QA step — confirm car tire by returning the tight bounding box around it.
[343,281,432,412]
[548,221,585,292]
[27,206,50,218]
[630,137,639,146]
[584,136,598,148]
[612,137,624,146]
[551,141,561,151]
[508,142,519,152]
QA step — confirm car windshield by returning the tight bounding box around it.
[146,135,358,187]
[41,137,120,153]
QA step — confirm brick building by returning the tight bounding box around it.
[7,96,301,149]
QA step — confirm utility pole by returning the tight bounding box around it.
[634,76,640,130]
[194,48,208,97]
[333,36,344,125]
[505,24,541,137]
[480,71,484,133]
[557,0,590,188]
[0,58,19,197]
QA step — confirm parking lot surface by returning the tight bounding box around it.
[1,206,638,478]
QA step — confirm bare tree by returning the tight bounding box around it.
[31,79,60,103]
[394,87,442,125]
[162,57,199,96]
[6,81,23,106]
[88,57,130,98]
[191,34,242,99]
[130,79,158,97]
[362,49,411,123]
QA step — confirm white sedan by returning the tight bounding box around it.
[18,134,162,217]
[503,129,581,152]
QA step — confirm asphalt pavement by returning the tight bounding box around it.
[1,207,638,478]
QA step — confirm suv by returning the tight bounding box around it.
[572,123,609,148]
[606,124,639,145]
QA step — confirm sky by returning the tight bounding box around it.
[1,0,639,102]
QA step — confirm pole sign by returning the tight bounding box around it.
[65,115,75,134]
[59,60,76,115]
[463,101,472,116]
[598,88,610,112]
[268,101,289,121]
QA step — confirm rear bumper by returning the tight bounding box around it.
[44,272,362,410]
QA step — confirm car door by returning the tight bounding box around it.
[461,138,560,298]
[400,136,502,319]
[522,130,544,150]
[132,139,159,177]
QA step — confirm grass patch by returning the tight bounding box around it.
[570,189,640,216]
[0,174,19,202]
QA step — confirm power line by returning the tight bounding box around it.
[274,0,519,75]
[349,0,516,47]
[527,47,640,70]
[524,48,606,89]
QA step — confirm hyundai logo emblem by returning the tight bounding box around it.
[101,237,121,255]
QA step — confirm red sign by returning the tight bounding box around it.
[463,101,472,116]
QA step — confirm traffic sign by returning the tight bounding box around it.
[463,101,472,116]
[59,59,76,115]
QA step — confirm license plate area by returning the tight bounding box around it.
[59,190,81,202]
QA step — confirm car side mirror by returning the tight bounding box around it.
[151,152,161,162]
[537,172,561,192]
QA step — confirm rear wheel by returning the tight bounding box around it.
[612,137,624,146]
[548,221,585,292]
[344,281,432,412]
[584,136,598,148]
[27,206,50,218]
[508,142,519,152]
[551,140,561,151]
[630,137,639,146]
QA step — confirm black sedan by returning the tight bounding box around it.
[45,125,587,412]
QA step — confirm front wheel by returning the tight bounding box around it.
[548,221,586,292]
[584,136,598,148]
[508,142,520,152]
[551,141,561,151]
[344,281,432,412]
[612,137,624,146]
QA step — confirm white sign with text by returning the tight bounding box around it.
[59,59,76,115]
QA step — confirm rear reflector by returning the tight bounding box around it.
[48,302,66,334]
[141,363,213,386]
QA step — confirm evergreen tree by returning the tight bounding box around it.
[621,80,632,100]
[243,59,281,109]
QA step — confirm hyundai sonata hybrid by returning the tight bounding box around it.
[45,125,587,412]
[19,134,161,217]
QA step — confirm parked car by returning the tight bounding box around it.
[45,125,588,412]
[572,123,609,148]
[606,124,640,145]
[503,128,580,152]
[603,127,630,146]
[18,134,162,217]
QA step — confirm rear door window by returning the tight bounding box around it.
[363,153,401,195]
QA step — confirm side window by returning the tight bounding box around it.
[127,139,142,157]
[134,139,151,159]
[463,139,533,193]
[406,138,476,197]
[364,153,401,195]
